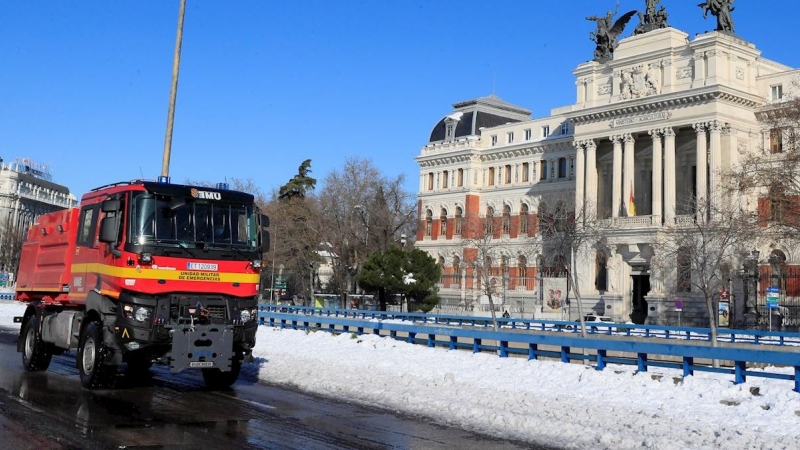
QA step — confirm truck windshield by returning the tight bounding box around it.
[130,192,257,249]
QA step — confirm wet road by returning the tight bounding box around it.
[0,326,554,449]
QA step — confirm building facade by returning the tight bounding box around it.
[415,23,798,326]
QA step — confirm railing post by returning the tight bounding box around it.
[795,367,800,393]
[473,338,482,353]
[683,357,694,377]
[449,336,457,350]
[637,353,648,372]
[561,346,569,363]
[428,334,435,348]
[734,360,746,384]
[408,332,416,344]
[597,349,607,370]
[528,343,537,360]
[499,340,508,358]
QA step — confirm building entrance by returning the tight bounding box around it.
[630,274,651,324]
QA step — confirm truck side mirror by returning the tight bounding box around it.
[99,217,116,244]
[101,199,120,213]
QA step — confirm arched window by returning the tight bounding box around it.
[453,256,461,285]
[769,185,788,223]
[538,202,547,235]
[520,204,529,234]
[455,207,463,235]
[425,209,432,236]
[440,208,448,235]
[485,207,495,234]
[502,205,511,234]
[554,201,566,232]
[518,255,527,280]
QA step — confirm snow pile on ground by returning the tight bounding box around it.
[3,301,799,449]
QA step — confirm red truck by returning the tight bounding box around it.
[14,180,268,389]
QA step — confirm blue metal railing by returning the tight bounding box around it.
[258,305,800,392]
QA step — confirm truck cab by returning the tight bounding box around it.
[16,180,268,389]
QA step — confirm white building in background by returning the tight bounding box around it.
[0,158,77,235]
[415,17,799,326]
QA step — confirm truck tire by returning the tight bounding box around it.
[202,357,242,389]
[21,316,53,372]
[77,321,116,389]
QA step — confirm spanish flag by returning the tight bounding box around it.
[629,182,636,216]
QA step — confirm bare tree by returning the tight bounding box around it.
[536,191,608,338]
[652,194,758,343]
[0,215,25,277]
[318,157,416,306]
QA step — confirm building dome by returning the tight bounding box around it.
[428,95,532,143]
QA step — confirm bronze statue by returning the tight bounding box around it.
[698,0,735,32]
[587,5,637,63]
[634,0,670,35]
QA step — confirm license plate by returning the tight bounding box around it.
[189,361,214,368]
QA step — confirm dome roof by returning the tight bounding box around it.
[428,95,532,143]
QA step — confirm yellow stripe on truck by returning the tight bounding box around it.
[71,263,259,284]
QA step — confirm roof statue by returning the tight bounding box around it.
[698,0,735,33]
[633,0,670,35]
[587,4,638,64]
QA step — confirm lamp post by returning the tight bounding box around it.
[743,250,759,329]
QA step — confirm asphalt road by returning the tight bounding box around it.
[0,325,555,450]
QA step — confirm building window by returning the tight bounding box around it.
[538,202,547,236]
[770,129,783,154]
[440,208,448,235]
[455,207,463,235]
[561,122,570,135]
[425,209,433,236]
[457,168,464,187]
[542,126,550,138]
[771,84,783,102]
[504,165,512,184]
[520,204,529,234]
[427,173,434,190]
[769,185,788,223]
[507,132,514,144]
[442,170,449,189]
[522,163,529,182]
[540,161,548,180]
[518,255,528,285]
[595,251,608,291]
[446,124,454,140]
[491,135,498,146]
[524,129,531,140]
[558,158,567,178]
[488,167,495,186]
[485,207,495,234]
[453,256,462,285]
[502,205,511,234]
[677,247,691,292]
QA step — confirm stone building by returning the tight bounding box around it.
[415,20,798,326]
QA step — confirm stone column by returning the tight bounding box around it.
[585,139,598,216]
[649,129,663,223]
[694,122,708,222]
[574,141,586,213]
[623,133,635,217]
[663,128,676,225]
[611,135,623,217]
[708,120,722,212]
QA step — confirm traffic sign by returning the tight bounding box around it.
[675,300,683,311]
[766,286,780,309]
[719,289,729,300]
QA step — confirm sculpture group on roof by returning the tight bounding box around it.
[588,0,736,64]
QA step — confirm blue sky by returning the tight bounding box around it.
[1,1,797,199]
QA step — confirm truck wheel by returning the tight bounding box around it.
[202,357,242,389]
[22,316,53,372]
[77,321,116,389]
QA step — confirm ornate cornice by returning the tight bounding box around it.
[567,86,762,125]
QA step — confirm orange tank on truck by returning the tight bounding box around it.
[14,180,269,389]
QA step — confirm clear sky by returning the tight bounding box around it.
[1,1,798,199]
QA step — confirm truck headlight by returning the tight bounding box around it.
[123,304,153,323]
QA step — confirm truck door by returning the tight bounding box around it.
[71,203,101,297]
